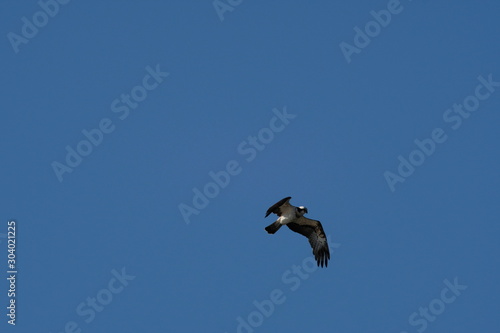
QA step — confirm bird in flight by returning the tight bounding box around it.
[264,196,330,267]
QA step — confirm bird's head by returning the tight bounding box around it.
[297,206,308,216]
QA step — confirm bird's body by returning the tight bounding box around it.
[273,203,296,226]
[264,196,330,267]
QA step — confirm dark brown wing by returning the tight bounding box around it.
[287,217,330,267]
[265,196,292,217]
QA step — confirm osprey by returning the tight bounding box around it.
[264,196,330,267]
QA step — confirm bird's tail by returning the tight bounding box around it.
[265,221,282,234]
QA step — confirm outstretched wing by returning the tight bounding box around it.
[287,217,330,267]
[265,196,292,217]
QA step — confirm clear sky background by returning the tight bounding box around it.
[1,1,499,332]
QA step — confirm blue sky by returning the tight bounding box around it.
[1,1,499,332]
